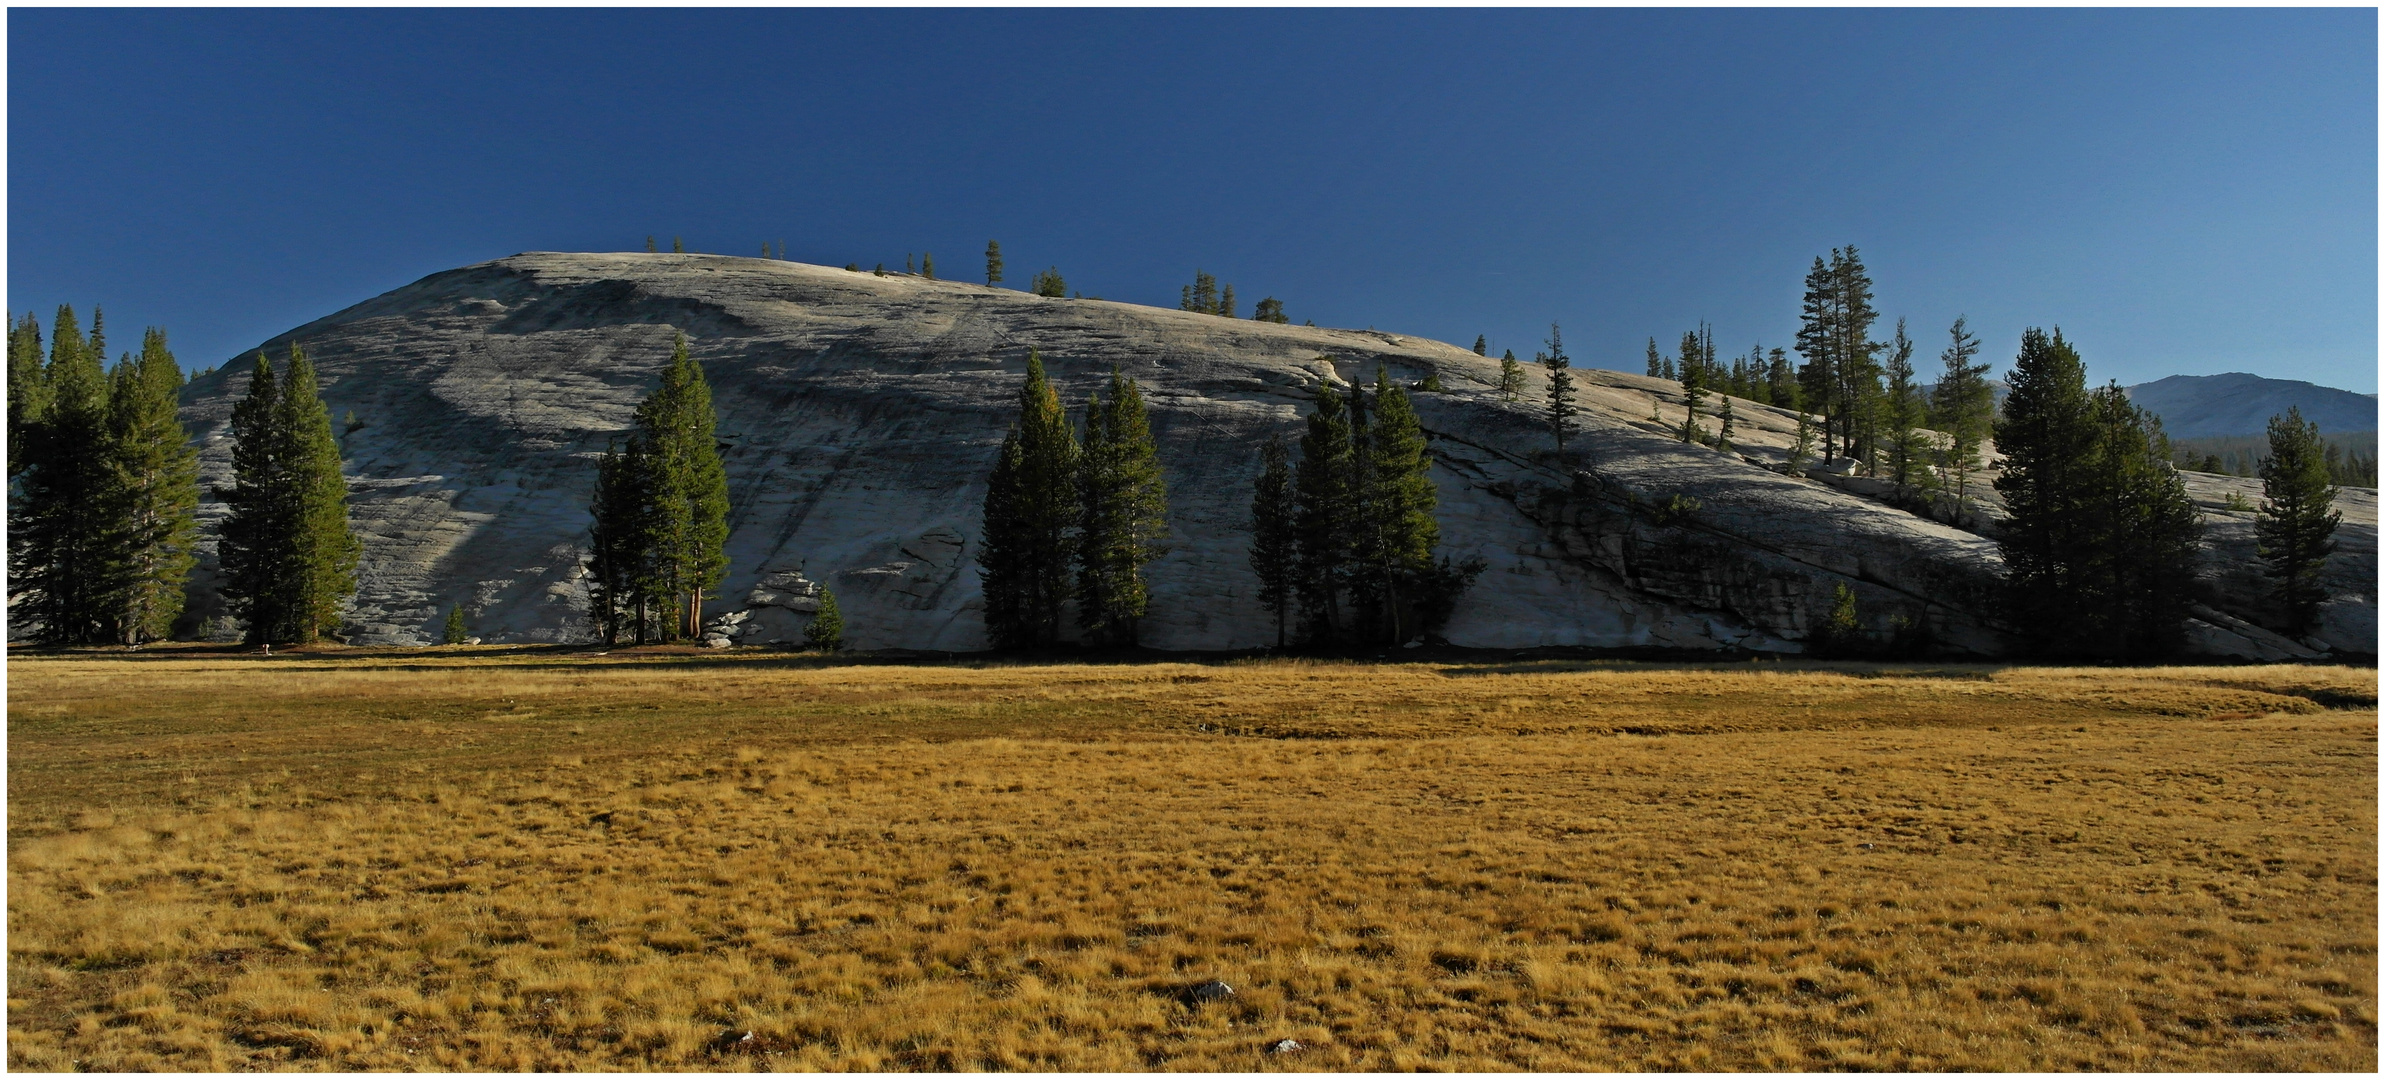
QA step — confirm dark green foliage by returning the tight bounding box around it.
[1646,493,1701,528]
[805,586,845,651]
[1541,324,1576,452]
[979,351,1080,649]
[673,236,684,253]
[1880,318,1927,493]
[2255,407,2343,637]
[1678,335,1705,444]
[1809,581,1863,658]
[586,438,655,644]
[9,312,46,477]
[1715,394,1735,453]
[906,253,915,274]
[1930,316,1994,520]
[1766,347,1797,408]
[646,236,657,252]
[1031,267,1066,298]
[1292,382,1357,642]
[7,312,200,643]
[846,263,861,272]
[2173,432,2376,487]
[217,344,360,645]
[1251,297,1289,324]
[1796,248,1882,467]
[1497,350,1524,401]
[985,240,1003,285]
[1180,271,1234,316]
[1283,370,1479,647]
[102,329,201,644]
[582,336,730,644]
[1644,338,1664,379]
[921,252,935,280]
[874,263,887,276]
[1352,370,1440,645]
[1248,436,1296,648]
[13,306,115,643]
[641,336,731,640]
[443,604,469,645]
[1994,330,2201,659]
[1473,335,1487,357]
[1075,367,1171,647]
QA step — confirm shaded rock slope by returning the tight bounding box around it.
[169,253,2374,659]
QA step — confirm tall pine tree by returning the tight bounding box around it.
[1930,316,1994,522]
[979,351,1080,648]
[2255,406,2343,638]
[12,306,118,643]
[218,344,359,645]
[1995,331,2199,658]
[1247,435,1296,648]
[101,328,201,644]
[1075,367,1170,647]
[1542,324,1576,453]
[637,335,731,640]
[1292,381,1356,643]
[1880,318,1927,494]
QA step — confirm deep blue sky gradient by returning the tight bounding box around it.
[10,8,2378,391]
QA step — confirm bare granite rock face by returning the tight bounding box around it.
[165,252,2375,659]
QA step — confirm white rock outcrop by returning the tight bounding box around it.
[166,252,2373,658]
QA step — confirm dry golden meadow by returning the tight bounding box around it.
[6,649,2375,1071]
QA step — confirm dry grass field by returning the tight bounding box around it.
[7,650,2375,1071]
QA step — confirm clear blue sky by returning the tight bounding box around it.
[10,8,2378,392]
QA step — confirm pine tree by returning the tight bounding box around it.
[1766,346,1796,407]
[805,586,845,650]
[1993,328,2095,654]
[443,603,469,645]
[1497,349,1524,401]
[1181,271,1221,314]
[1252,297,1289,323]
[921,252,935,280]
[647,236,657,252]
[1292,381,1356,643]
[1645,337,1663,379]
[12,305,116,643]
[1219,284,1236,319]
[586,437,658,644]
[1473,335,1487,357]
[1247,436,1296,648]
[276,344,361,644]
[673,236,684,253]
[1797,251,1887,465]
[985,240,1004,285]
[1929,316,1993,521]
[8,312,47,478]
[1715,393,1736,453]
[1995,331,2196,658]
[1880,318,1926,493]
[1360,370,1440,645]
[1542,324,1576,453]
[1678,332,1705,444]
[2079,384,2201,658]
[2255,406,2343,638]
[101,328,201,645]
[1031,268,1067,298]
[978,351,1080,648]
[218,344,359,645]
[636,335,731,640]
[1075,367,1170,648]
[906,253,915,274]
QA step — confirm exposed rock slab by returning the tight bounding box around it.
[160,253,2371,658]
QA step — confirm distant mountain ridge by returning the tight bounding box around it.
[2123,372,2377,440]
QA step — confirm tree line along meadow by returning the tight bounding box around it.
[2,245,2355,657]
